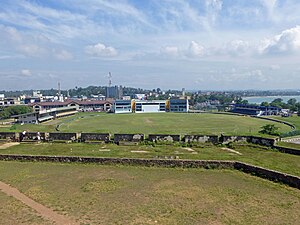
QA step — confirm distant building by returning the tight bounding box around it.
[76,100,112,112]
[106,85,123,99]
[12,106,78,124]
[122,96,131,100]
[232,104,280,116]
[113,100,132,113]
[12,112,39,124]
[113,99,189,114]
[134,94,146,100]
[29,100,112,112]
[24,97,41,104]
[32,91,42,98]
[134,100,166,113]
[91,94,106,100]
[169,99,189,112]
[0,97,20,106]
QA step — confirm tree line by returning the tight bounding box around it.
[240,98,300,112]
[0,106,33,119]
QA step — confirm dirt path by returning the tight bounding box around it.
[0,181,78,225]
[182,147,195,152]
[131,150,149,153]
[0,142,20,149]
[144,118,153,124]
[221,147,242,155]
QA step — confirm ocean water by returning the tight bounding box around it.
[243,96,300,104]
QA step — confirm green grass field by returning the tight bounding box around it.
[0,113,299,224]
[1,142,300,177]
[1,112,292,136]
[0,161,299,225]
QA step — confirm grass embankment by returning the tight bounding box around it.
[0,161,299,225]
[0,112,291,136]
[270,115,300,129]
[276,141,300,150]
[1,142,300,177]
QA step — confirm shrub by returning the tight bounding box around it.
[259,124,279,136]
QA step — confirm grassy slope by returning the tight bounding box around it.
[1,112,291,135]
[276,141,300,150]
[269,115,300,149]
[1,142,300,177]
[270,115,300,129]
[0,161,299,225]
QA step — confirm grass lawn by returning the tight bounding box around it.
[0,192,52,225]
[0,161,299,225]
[1,142,300,177]
[270,115,300,129]
[276,141,300,150]
[0,112,292,136]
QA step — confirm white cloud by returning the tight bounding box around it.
[224,40,250,56]
[160,46,179,57]
[260,0,277,21]
[54,49,73,60]
[0,1,103,43]
[228,68,268,83]
[187,41,205,57]
[270,65,280,70]
[205,0,223,25]
[0,25,22,43]
[21,69,32,76]
[259,26,300,54]
[79,0,150,26]
[85,43,118,57]
[0,25,47,58]
[250,69,267,82]
[18,44,46,57]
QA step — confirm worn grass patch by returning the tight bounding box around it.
[81,178,122,193]
[0,161,299,225]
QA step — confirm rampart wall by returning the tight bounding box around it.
[0,132,298,155]
[0,154,298,189]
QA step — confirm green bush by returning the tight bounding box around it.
[259,124,279,136]
[9,125,16,130]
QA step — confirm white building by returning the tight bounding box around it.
[134,100,166,113]
[113,99,189,114]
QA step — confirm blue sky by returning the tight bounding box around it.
[1,0,300,91]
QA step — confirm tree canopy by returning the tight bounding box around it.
[0,105,33,119]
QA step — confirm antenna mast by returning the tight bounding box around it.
[108,72,112,87]
[58,82,61,96]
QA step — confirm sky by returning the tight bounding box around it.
[1,0,300,91]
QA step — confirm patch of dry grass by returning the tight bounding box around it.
[0,161,299,225]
